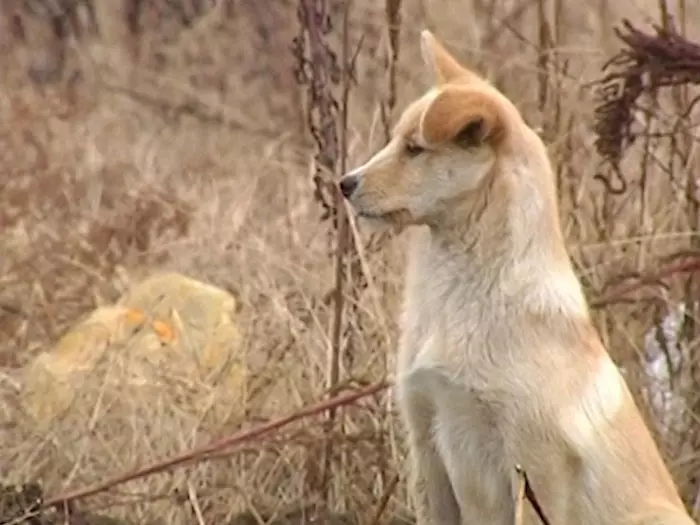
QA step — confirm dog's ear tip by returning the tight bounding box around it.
[419,30,482,86]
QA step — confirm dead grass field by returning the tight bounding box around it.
[2,0,700,523]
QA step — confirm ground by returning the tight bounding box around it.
[2,0,700,523]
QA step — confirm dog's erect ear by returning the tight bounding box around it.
[420,30,481,85]
[419,86,505,148]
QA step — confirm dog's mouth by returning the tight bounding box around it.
[353,207,413,233]
[357,210,386,220]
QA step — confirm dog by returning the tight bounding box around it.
[338,29,695,525]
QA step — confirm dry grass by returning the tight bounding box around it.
[2,0,700,523]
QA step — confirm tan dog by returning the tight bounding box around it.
[338,30,695,525]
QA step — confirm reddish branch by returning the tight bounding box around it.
[591,254,700,309]
[42,381,390,510]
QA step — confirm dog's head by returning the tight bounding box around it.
[339,31,527,229]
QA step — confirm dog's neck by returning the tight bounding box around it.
[407,166,589,322]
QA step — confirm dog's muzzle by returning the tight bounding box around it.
[338,174,360,199]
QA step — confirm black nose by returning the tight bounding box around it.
[339,175,359,199]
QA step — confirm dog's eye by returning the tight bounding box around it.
[405,140,425,157]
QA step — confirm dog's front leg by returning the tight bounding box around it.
[400,388,462,525]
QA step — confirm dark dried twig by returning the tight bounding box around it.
[514,465,552,525]
[0,302,26,318]
[364,472,400,525]
[293,0,341,221]
[379,0,402,142]
[591,17,700,174]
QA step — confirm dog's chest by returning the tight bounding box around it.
[398,312,514,460]
[398,350,515,518]
[435,374,513,504]
[399,254,521,447]
[399,266,510,384]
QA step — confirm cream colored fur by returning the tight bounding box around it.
[338,30,696,525]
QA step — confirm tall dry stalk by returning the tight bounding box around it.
[536,0,552,125]
[370,0,404,501]
[380,0,402,143]
[294,0,360,505]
